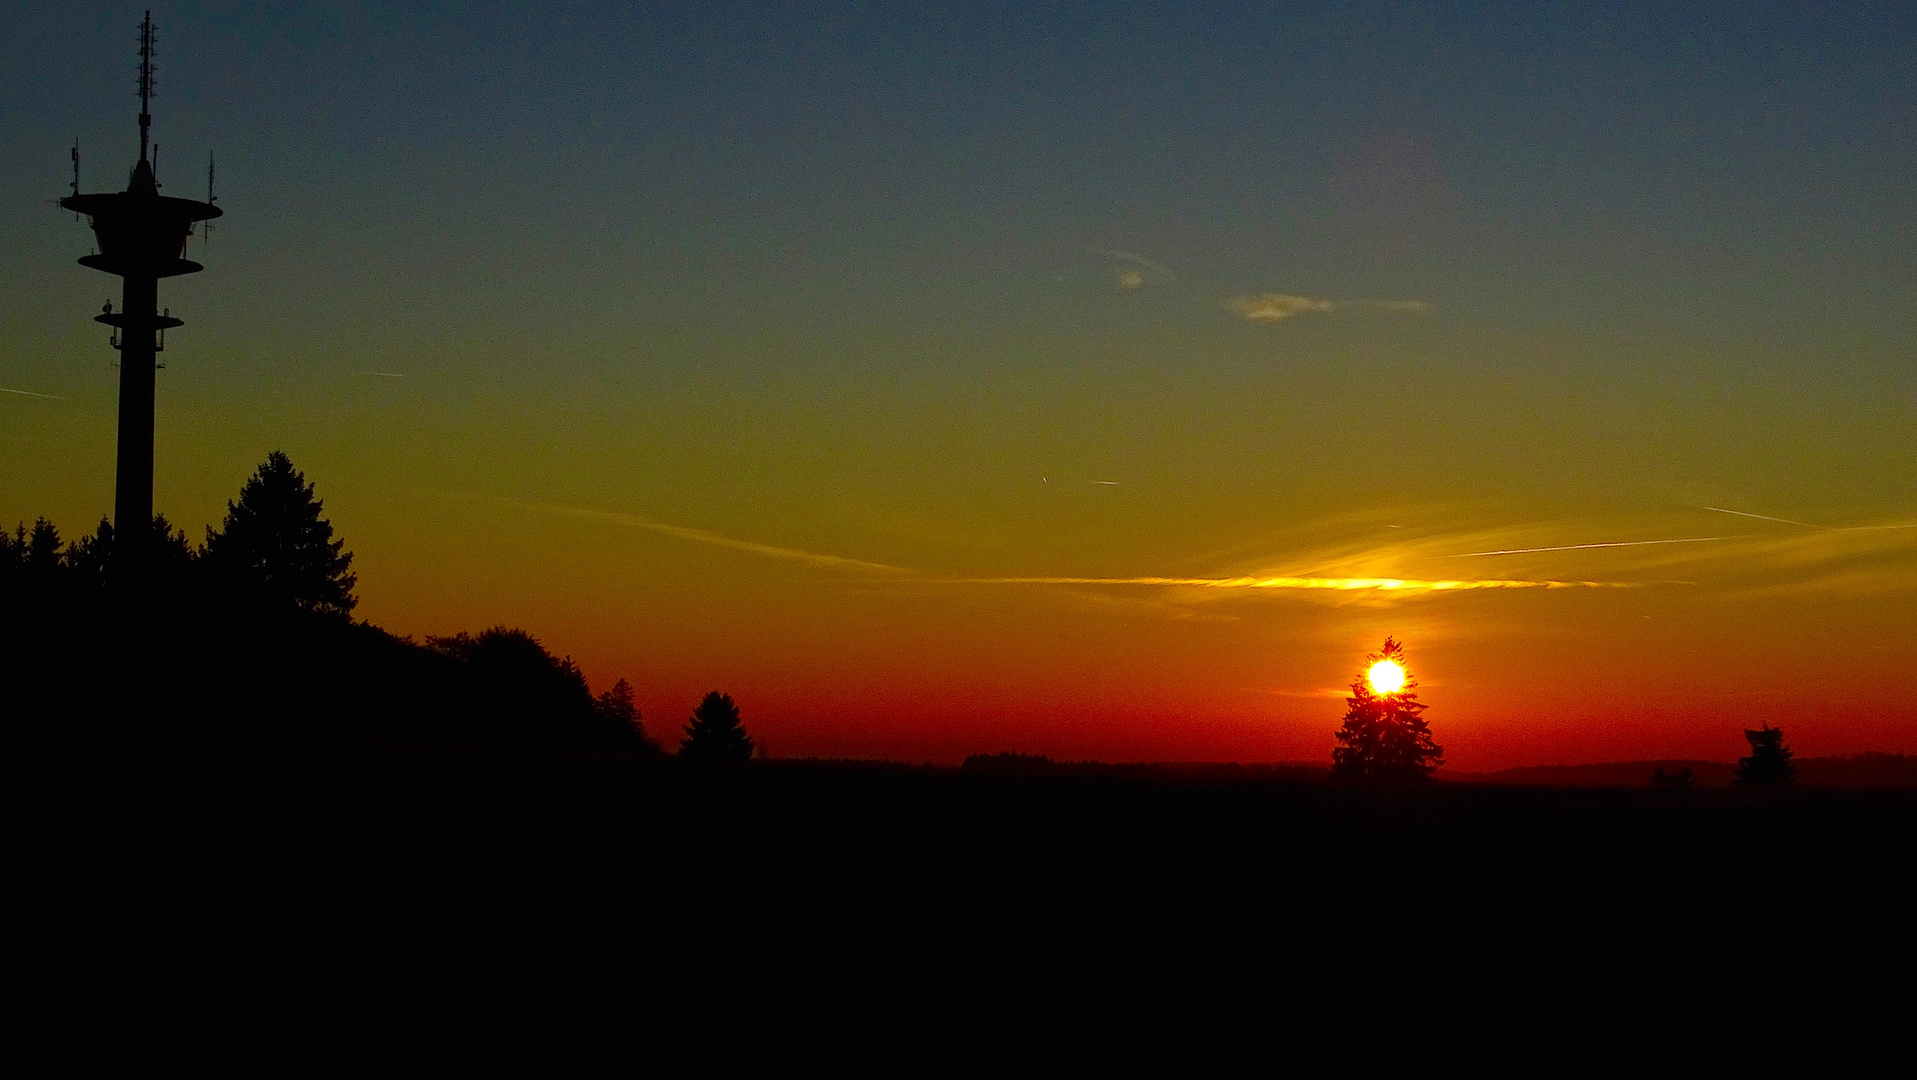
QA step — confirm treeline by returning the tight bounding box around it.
[0,452,754,759]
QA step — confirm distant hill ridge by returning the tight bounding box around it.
[1442,753,1916,790]
[958,752,1916,789]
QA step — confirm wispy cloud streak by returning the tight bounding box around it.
[1090,248,1177,281]
[1224,293,1434,321]
[1224,293,1336,321]
[962,575,1624,592]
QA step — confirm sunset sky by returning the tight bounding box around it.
[4,3,1912,768]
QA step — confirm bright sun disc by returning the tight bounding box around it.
[1368,660,1406,695]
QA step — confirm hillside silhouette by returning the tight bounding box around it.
[1,452,656,756]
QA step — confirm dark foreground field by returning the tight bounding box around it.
[24,742,1913,954]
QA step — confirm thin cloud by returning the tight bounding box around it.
[1224,293,1435,321]
[1090,247,1177,281]
[1349,299,1436,314]
[961,575,1625,592]
[1,387,64,399]
[1225,293,1337,321]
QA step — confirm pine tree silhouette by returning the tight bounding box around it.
[1734,724,1796,786]
[1331,638,1443,779]
[680,691,754,760]
[596,678,658,753]
[202,451,357,615]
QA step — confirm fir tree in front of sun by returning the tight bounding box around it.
[1332,638,1443,779]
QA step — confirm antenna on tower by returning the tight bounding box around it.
[204,152,217,244]
[70,140,80,219]
[137,10,153,163]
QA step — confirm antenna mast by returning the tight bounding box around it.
[204,152,216,243]
[137,10,153,163]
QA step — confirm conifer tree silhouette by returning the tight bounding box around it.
[202,451,357,615]
[595,678,658,752]
[1734,724,1796,786]
[64,514,194,587]
[1331,638,1443,779]
[679,691,753,760]
[23,518,63,578]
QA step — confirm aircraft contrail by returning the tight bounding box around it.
[1,387,63,399]
[359,371,406,378]
[1447,536,1739,557]
[461,494,911,575]
[1702,506,1916,532]
[1701,506,1824,529]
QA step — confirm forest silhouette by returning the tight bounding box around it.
[1,451,677,755]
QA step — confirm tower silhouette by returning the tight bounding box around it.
[60,11,220,579]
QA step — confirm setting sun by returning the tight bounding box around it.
[1368,660,1406,695]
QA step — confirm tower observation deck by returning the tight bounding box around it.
[60,11,221,579]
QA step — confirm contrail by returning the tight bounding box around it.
[1447,536,1739,557]
[1,387,63,399]
[456,494,910,575]
[961,575,1627,591]
[1701,506,1824,529]
[359,371,406,378]
[1702,506,1917,533]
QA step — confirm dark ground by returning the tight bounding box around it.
[26,742,1912,942]
[9,596,1911,988]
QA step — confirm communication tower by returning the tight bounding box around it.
[60,11,221,577]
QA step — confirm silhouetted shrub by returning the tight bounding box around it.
[1649,766,1696,789]
[202,451,356,616]
[680,691,753,760]
[1735,725,1796,786]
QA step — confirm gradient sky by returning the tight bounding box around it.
[4,3,1913,768]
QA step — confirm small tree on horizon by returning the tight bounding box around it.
[1734,724,1796,786]
[1331,638,1443,780]
[1650,766,1697,790]
[202,450,357,616]
[595,678,659,754]
[680,691,753,760]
